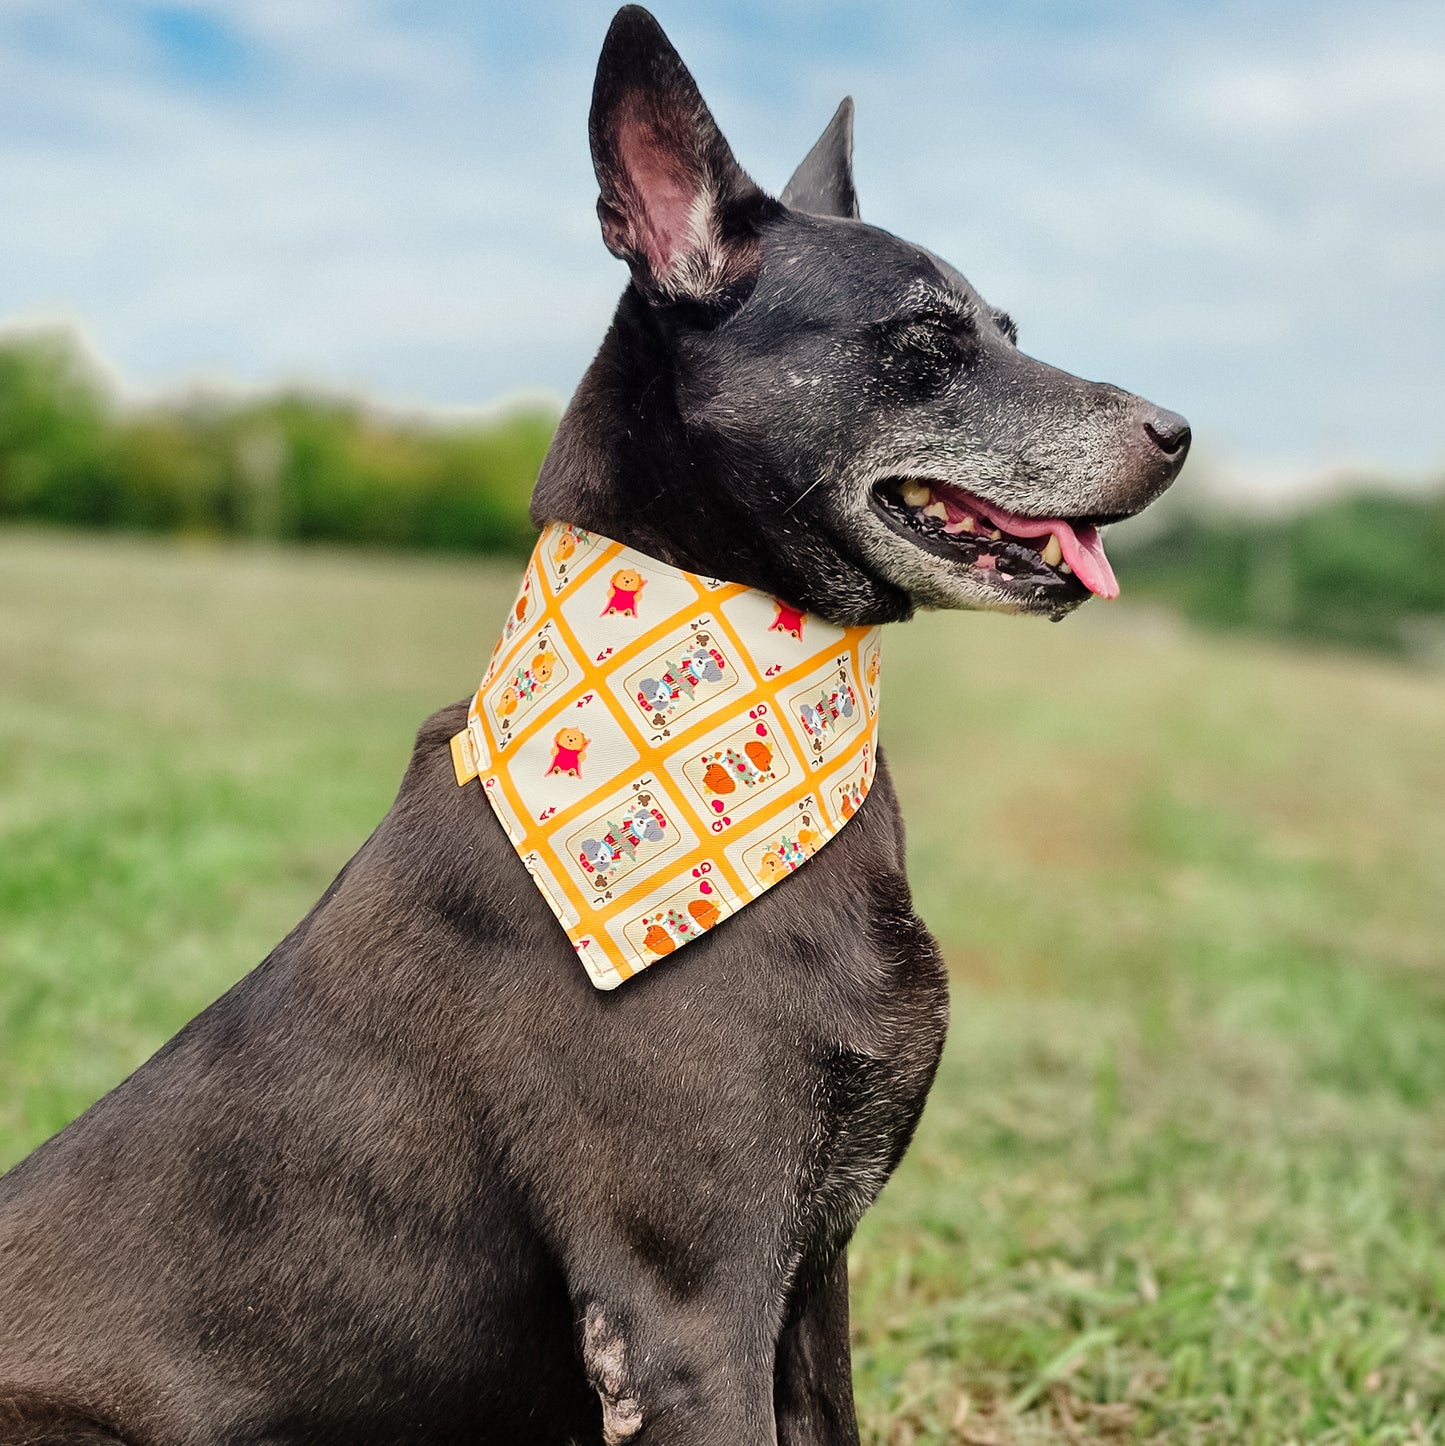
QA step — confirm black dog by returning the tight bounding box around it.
[0,10,1188,1443]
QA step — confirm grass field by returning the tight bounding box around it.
[2,527,1443,1444]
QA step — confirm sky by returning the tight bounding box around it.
[1,0,1442,495]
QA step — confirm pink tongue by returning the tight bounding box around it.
[1059,523,1119,600]
[947,495,1120,599]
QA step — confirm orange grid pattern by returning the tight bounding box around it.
[452,522,881,989]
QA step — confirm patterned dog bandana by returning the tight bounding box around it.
[451,522,881,989]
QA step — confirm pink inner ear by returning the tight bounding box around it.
[615,109,703,275]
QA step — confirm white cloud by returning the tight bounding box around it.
[0,0,1440,480]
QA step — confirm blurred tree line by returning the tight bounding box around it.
[1115,488,1445,657]
[4,328,1444,658]
[0,330,551,556]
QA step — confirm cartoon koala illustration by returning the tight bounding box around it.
[636,677,673,713]
[635,643,727,720]
[681,645,724,683]
[622,806,666,844]
[577,837,615,875]
[578,804,669,882]
[602,568,646,618]
[546,726,589,778]
[798,683,856,739]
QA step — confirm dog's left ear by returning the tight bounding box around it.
[590,6,774,307]
[781,98,859,220]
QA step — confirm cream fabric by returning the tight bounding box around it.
[452,522,881,989]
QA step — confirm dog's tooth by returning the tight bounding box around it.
[922,501,949,522]
[1059,561,1073,575]
[899,481,931,508]
[943,519,967,534]
[959,515,977,532]
[988,528,1002,541]
[1041,533,1064,568]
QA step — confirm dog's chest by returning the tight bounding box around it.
[735,800,950,1259]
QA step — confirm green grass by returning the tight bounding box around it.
[3,527,1443,1444]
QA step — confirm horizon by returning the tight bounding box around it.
[2,1,1442,494]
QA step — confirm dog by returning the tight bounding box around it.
[0,9,1189,1443]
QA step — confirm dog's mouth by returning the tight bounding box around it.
[870,478,1119,606]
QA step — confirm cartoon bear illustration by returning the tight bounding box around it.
[744,739,772,773]
[769,600,806,640]
[755,827,821,886]
[687,897,720,930]
[702,761,736,795]
[602,568,646,617]
[701,738,778,797]
[553,527,577,563]
[546,726,589,778]
[497,648,558,717]
[501,574,534,644]
[755,853,790,885]
[643,924,676,956]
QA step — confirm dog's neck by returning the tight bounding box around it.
[531,288,912,626]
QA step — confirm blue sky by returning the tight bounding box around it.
[1,0,1442,494]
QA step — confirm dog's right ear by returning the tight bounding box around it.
[781,98,859,220]
[590,6,772,307]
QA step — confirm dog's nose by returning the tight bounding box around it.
[1143,408,1191,459]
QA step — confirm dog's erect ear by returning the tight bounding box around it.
[781,98,859,220]
[590,6,771,305]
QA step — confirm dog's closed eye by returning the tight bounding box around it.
[877,305,980,381]
[907,308,974,342]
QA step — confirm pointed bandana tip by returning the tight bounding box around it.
[453,522,882,989]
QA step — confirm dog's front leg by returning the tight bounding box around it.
[576,1292,782,1446]
[773,1254,859,1446]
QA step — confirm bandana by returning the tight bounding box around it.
[451,522,881,989]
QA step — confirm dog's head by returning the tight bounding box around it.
[537,6,1190,624]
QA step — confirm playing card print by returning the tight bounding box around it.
[454,522,880,988]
